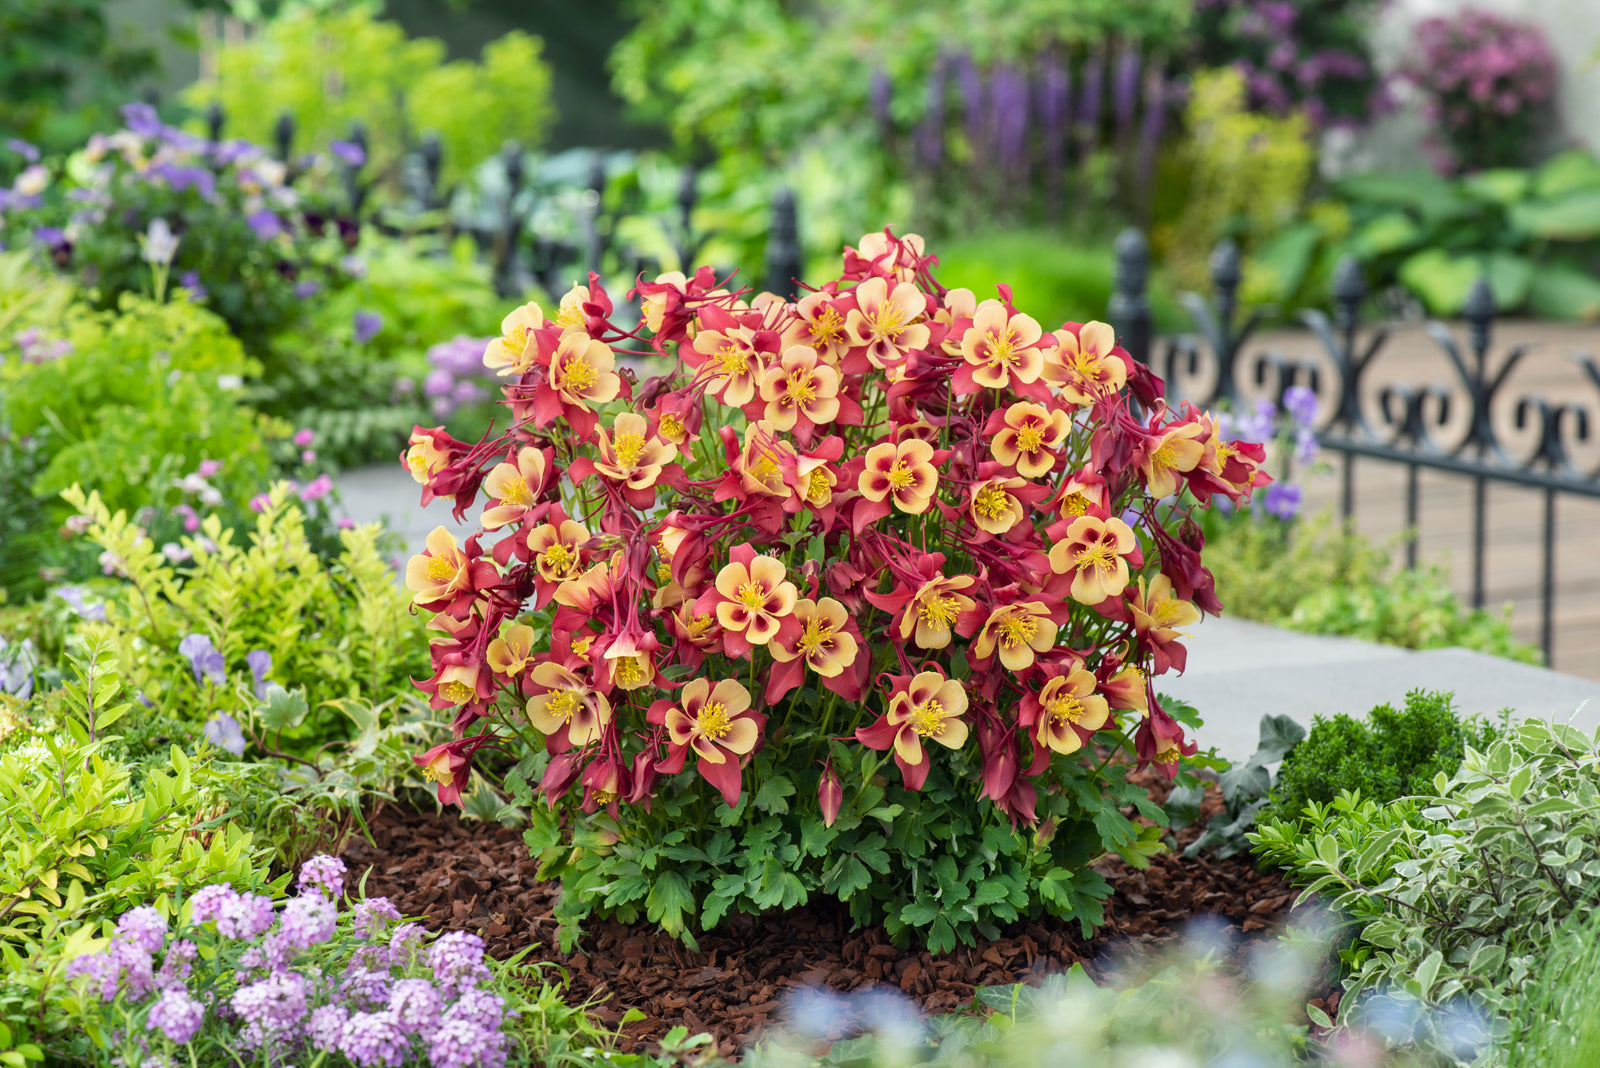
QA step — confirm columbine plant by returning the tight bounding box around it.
[64,856,516,1067]
[402,231,1268,949]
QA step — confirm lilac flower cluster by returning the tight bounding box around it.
[1402,8,1558,171]
[423,335,497,420]
[10,326,74,364]
[65,861,515,1067]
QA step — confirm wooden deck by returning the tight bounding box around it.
[1219,320,1600,681]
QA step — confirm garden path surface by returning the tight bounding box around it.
[1232,319,1600,680]
[340,775,1316,1060]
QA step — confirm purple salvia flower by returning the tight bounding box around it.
[1038,51,1070,180]
[1078,51,1104,128]
[296,854,346,899]
[957,53,984,154]
[178,633,225,686]
[869,68,892,128]
[916,56,946,169]
[1136,72,1168,207]
[1113,45,1142,137]
[989,64,1029,175]
[146,988,205,1045]
[115,906,168,954]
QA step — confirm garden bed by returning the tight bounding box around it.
[343,776,1310,1059]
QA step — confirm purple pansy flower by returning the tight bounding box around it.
[178,633,226,686]
[204,712,247,756]
[330,140,366,168]
[246,210,283,241]
[1262,482,1303,521]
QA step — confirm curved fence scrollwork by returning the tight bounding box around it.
[1108,228,1600,667]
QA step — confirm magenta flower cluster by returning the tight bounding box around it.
[64,856,514,1068]
[1403,8,1558,171]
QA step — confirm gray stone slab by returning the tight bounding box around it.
[1159,617,1600,760]
[336,463,473,560]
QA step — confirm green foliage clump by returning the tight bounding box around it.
[60,483,426,753]
[188,6,554,187]
[1264,691,1504,826]
[522,739,1169,956]
[1153,67,1315,297]
[1251,718,1600,1062]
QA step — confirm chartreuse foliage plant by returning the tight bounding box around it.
[400,230,1264,949]
[59,483,426,754]
[1251,718,1600,1064]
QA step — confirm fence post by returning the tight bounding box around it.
[1108,227,1151,367]
[205,102,225,144]
[764,187,801,300]
[582,153,607,279]
[1464,274,1496,609]
[273,112,295,163]
[494,140,526,298]
[1210,238,1242,404]
[1330,255,1366,522]
[674,164,700,269]
[419,132,443,212]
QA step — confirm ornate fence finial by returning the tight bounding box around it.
[1108,227,1151,366]
[764,187,801,300]
[1464,274,1496,362]
[419,132,443,209]
[273,112,295,162]
[205,102,225,143]
[1209,237,1241,327]
[1332,255,1366,337]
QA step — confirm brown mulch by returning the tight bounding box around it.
[341,772,1312,1059]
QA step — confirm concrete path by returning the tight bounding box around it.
[335,463,1600,762]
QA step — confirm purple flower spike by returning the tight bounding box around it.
[178,633,226,686]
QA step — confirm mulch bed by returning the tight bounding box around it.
[341,772,1323,1059]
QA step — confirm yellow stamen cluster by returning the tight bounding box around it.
[717,344,749,377]
[783,369,817,407]
[886,460,916,490]
[1046,694,1085,727]
[1074,541,1117,573]
[545,690,581,723]
[1148,439,1180,473]
[612,431,646,468]
[869,304,908,339]
[562,356,597,392]
[614,655,646,687]
[973,485,1011,521]
[697,701,731,741]
[805,469,833,505]
[810,306,845,346]
[660,413,685,440]
[501,324,529,356]
[985,329,1019,367]
[1014,422,1045,453]
[541,544,575,573]
[440,680,475,704]
[910,699,948,737]
[917,594,960,627]
[421,763,451,784]
[686,613,715,639]
[797,617,835,658]
[997,616,1039,649]
[499,475,533,505]
[1062,493,1088,517]
[656,563,672,583]
[737,581,768,610]
[425,555,457,581]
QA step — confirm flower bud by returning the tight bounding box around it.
[818,764,843,827]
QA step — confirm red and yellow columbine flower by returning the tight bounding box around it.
[1050,467,1111,520]
[794,291,852,364]
[866,567,981,650]
[857,438,939,516]
[1126,573,1202,675]
[855,669,969,790]
[767,597,863,702]
[688,307,767,407]
[954,299,1048,395]
[525,661,611,749]
[758,344,843,438]
[416,738,482,805]
[1023,665,1110,756]
[987,402,1071,478]
[846,230,927,283]
[1048,516,1138,606]
[1099,658,1149,713]
[481,446,551,530]
[640,270,686,334]
[695,544,799,658]
[522,516,590,607]
[585,412,677,493]
[1138,422,1207,500]
[934,287,977,359]
[404,426,453,486]
[555,284,593,330]
[548,326,622,409]
[486,622,536,680]
[404,527,488,611]
[648,678,765,807]
[482,300,546,377]
[968,475,1032,538]
[844,275,930,370]
[972,601,1059,672]
[1045,321,1127,404]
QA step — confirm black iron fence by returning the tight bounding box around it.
[1107,228,1600,668]
[207,106,803,303]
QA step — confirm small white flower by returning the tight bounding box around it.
[13,165,48,196]
[161,542,192,565]
[141,218,180,266]
[198,486,222,507]
[216,374,244,391]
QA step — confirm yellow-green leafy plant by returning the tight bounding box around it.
[187,5,554,187]
[58,483,426,752]
[1153,67,1315,296]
